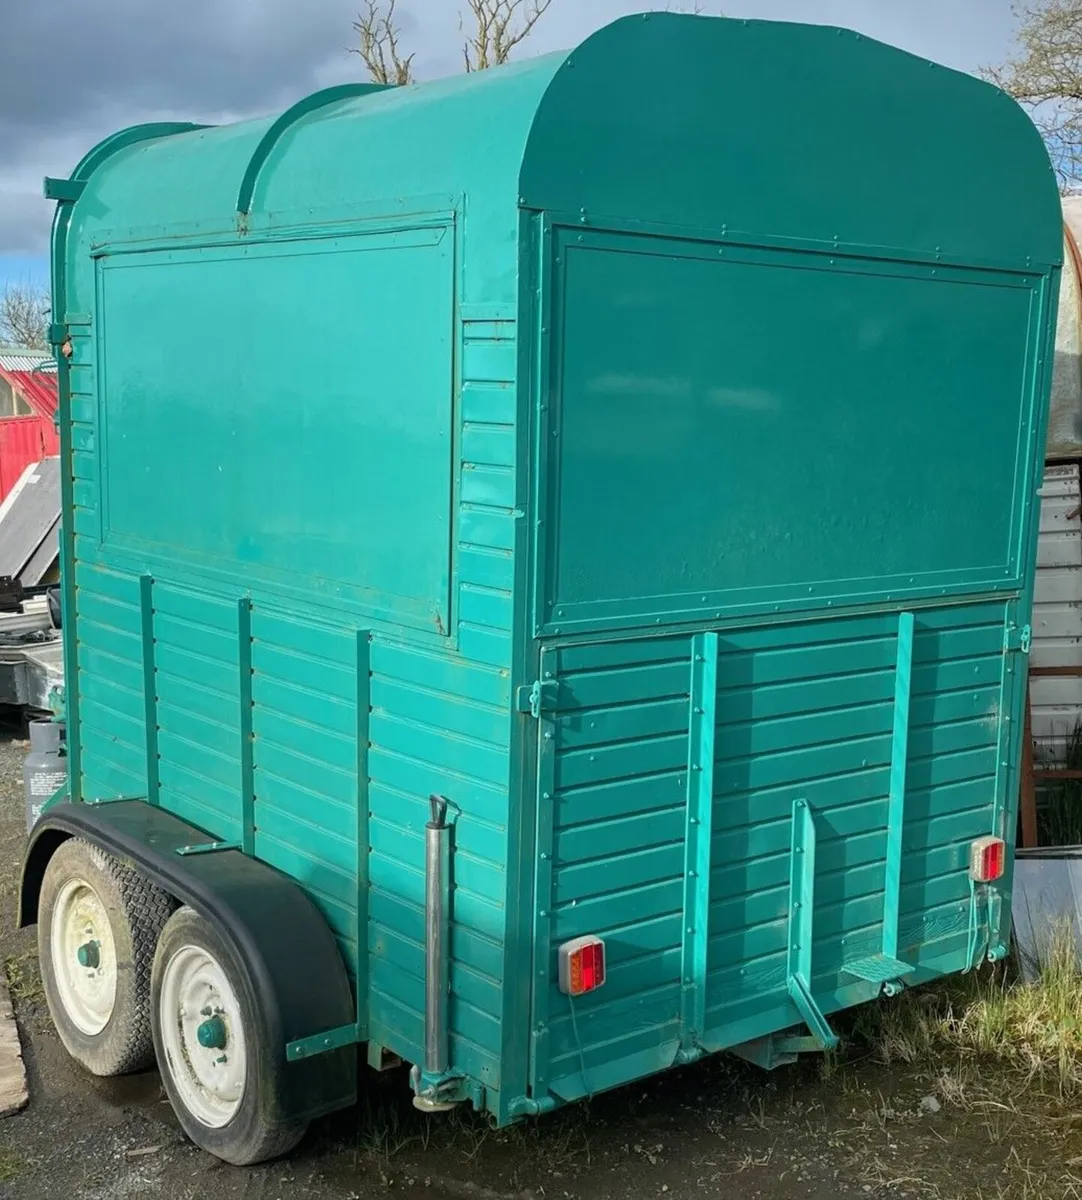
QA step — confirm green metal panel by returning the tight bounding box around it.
[48,11,1059,1128]
[95,221,457,632]
[537,225,1040,634]
[520,15,1060,268]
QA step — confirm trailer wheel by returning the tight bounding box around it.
[38,837,174,1076]
[151,905,307,1165]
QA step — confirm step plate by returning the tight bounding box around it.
[844,954,914,984]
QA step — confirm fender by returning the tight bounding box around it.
[20,800,357,1124]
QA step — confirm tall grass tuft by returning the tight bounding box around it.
[853,925,1082,1098]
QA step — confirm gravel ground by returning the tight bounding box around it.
[0,716,1079,1200]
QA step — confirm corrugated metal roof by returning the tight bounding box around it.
[0,348,57,421]
[0,347,54,374]
[5,370,58,421]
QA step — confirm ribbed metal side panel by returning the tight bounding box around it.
[153,585,243,844]
[367,640,509,1088]
[542,635,693,1090]
[249,609,360,972]
[537,603,1010,1096]
[704,601,1008,1040]
[458,318,516,665]
[68,313,517,1099]
[360,316,516,1090]
[67,329,99,545]
[74,562,147,801]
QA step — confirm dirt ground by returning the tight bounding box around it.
[0,719,1080,1200]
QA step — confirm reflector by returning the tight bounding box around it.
[969,836,1005,883]
[557,936,606,997]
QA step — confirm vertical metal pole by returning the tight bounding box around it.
[883,611,914,962]
[1020,681,1038,850]
[425,793,451,1078]
[139,574,159,807]
[355,630,372,1041]
[237,598,254,855]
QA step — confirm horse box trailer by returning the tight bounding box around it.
[19,13,1060,1165]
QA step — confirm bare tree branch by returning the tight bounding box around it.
[983,1,1082,189]
[462,0,553,73]
[350,0,415,86]
[0,282,50,351]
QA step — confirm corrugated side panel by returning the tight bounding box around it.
[704,600,1008,1043]
[543,635,693,1090]
[75,562,147,801]
[69,314,517,1101]
[68,325,151,804]
[0,417,53,502]
[538,602,1010,1098]
[155,585,244,843]
[363,315,516,1095]
[249,610,360,980]
[1031,462,1082,757]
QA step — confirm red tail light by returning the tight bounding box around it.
[558,936,606,997]
[970,836,1005,883]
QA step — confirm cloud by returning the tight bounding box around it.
[0,0,1019,272]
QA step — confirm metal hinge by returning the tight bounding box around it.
[515,679,558,718]
[1005,623,1032,654]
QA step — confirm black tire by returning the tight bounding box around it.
[150,905,307,1166]
[38,837,175,1076]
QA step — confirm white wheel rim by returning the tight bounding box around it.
[159,943,247,1128]
[50,877,118,1035]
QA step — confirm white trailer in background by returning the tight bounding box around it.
[1030,198,1082,762]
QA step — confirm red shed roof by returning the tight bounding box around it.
[0,349,57,421]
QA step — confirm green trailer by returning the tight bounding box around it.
[19,13,1060,1165]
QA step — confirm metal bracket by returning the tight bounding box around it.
[174,840,241,857]
[731,1030,828,1071]
[1005,622,1032,654]
[680,632,717,1053]
[43,177,86,203]
[787,798,839,1050]
[409,1063,465,1113]
[286,1021,360,1062]
[845,611,916,989]
[516,678,558,718]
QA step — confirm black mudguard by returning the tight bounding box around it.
[20,800,357,1124]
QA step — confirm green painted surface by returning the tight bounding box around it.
[49,13,1058,1126]
[97,224,455,628]
[541,232,1038,632]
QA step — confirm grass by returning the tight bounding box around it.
[853,927,1082,1099]
[0,1150,26,1183]
[3,950,44,1006]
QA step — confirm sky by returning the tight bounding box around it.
[0,0,1022,296]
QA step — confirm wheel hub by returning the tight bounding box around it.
[50,878,117,1036]
[196,1014,227,1050]
[160,943,247,1128]
[76,940,100,969]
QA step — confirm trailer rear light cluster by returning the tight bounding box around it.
[558,936,606,997]
[969,836,1006,883]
